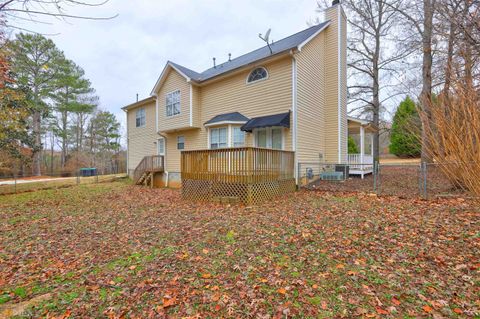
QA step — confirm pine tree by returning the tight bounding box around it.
[389,96,421,157]
[9,33,65,175]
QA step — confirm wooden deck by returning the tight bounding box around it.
[181,147,295,204]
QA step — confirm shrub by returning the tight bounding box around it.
[348,136,359,154]
[421,85,480,195]
[389,97,421,157]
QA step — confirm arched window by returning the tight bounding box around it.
[247,67,268,83]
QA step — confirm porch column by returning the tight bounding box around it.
[360,126,365,165]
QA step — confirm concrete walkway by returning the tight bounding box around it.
[0,177,75,186]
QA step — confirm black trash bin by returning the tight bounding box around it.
[80,168,90,177]
[80,168,97,177]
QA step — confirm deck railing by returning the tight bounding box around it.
[348,154,374,170]
[133,155,164,184]
[181,147,295,204]
[181,147,295,183]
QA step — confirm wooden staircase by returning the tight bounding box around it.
[134,155,164,187]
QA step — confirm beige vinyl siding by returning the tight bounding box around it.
[157,69,193,132]
[339,7,348,162]
[126,100,158,173]
[199,56,293,151]
[295,31,326,164]
[191,84,201,128]
[162,56,293,172]
[163,129,199,172]
[323,5,347,163]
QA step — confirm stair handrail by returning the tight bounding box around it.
[133,155,164,184]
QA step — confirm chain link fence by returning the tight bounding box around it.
[299,161,472,199]
[0,170,127,196]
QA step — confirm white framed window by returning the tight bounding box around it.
[166,90,181,117]
[232,127,245,147]
[271,128,283,149]
[210,127,228,149]
[208,125,246,149]
[157,138,165,156]
[247,67,268,83]
[177,136,185,150]
[254,127,284,150]
[135,108,146,127]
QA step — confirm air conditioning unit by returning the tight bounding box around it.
[321,171,344,181]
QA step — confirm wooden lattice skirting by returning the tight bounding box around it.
[182,178,296,204]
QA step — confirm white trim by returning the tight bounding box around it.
[125,110,129,175]
[245,66,269,84]
[297,21,331,51]
[347,116,371,126]
[291,55,298,183]
[206,127,210,148]
[165,89,181,117]
[207,125,245,149]
[157,137,165,156]
[150,62,191,95]
[176,135,185,150]
[154,94,159,132]
[204,120,247,127]
[135,107,146,128]
[189,84,193,126]
[227,125,233,147]
[253,127,285,150]
[337,5,342,163]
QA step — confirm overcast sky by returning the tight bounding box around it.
[15,0,327,134]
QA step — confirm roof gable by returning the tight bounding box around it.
[150,62,193,95]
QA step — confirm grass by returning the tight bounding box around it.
[0,180,478,318]
[0,174,126,196]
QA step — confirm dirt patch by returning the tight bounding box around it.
[0,293,51,318]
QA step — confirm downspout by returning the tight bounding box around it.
[337,4,342,163]
[154,93,159,133]
[189,83,193,127]
[123,109,129,177]
[290,49,298,184]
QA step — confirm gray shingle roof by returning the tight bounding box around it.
[241,112,290,132]
[204,112,250,125]
[169,21,330,83]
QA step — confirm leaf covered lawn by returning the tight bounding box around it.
[0,181,478,318]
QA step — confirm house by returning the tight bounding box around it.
[123,2,371,202]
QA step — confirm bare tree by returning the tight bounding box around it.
[386,0,437,163]
[0,0,116,33]
[316,0,413,162]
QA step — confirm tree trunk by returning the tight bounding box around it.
[462,0,474,91]
[32,85,42,177]
[50,129,54,175]
[420,0,434,163]
[61,109,67,168]
[372,22,381,163]
[443,20,455,97]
